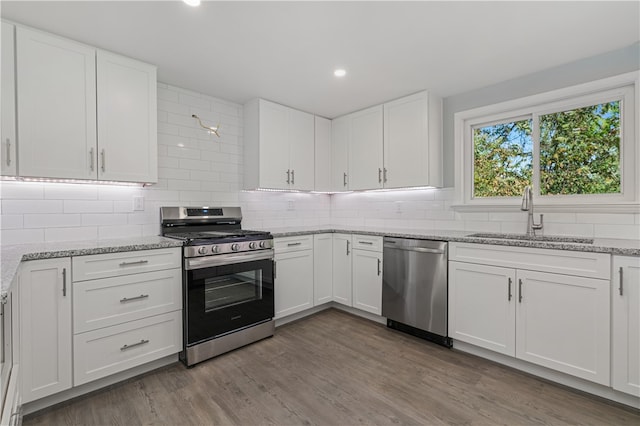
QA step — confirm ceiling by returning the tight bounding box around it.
[2,1,639,119]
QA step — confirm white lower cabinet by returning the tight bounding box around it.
[332,234,352,307]
[313,234,333,305]
[19,258,73,403]
[73,311,182,386]
[612,255,640,397]
[449,243,611,386]
[352,236,383,315]
[274,236,314,318]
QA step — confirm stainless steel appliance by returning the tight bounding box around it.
[160,206,274,367]
[382,237,451,347]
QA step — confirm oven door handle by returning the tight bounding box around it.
[185,250,274,270]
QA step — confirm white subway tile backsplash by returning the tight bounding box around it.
[179,93,212,110]
[178,159,210,171]
[577,213,635,225]
[2,200,64,214]
[1,182,44,199]
[157,86,179,102]
[594,224,640,240]
[45,226,98,242]
[45,184,98,200]
[1,229,45,245]
[25,214,82,228]
[81,213,128,226]
[0,215,23,230]
[64,200,113,214]
[98,225,142,240]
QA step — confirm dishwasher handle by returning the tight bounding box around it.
[383,245,445,255]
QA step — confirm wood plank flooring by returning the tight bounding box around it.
[25,308,640,425]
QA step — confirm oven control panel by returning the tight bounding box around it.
[185,239,273,258]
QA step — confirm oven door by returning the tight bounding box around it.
[184,250,274,346]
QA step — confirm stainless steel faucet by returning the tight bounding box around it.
[521,186,543,236]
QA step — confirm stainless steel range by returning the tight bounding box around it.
[160,206,274,367]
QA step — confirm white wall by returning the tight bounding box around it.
[1,78,638,245]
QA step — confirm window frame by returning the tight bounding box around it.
[454,72,638,213]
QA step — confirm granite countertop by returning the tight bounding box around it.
[266,227,640,257]
[1,236,183,292]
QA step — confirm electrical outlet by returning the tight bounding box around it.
[133,197,144,211]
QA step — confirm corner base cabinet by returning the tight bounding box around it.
[612,255,640,397]
[449,243,611,386]
[19,258,73,404]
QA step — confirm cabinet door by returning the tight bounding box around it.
[612,256,640,396]
[20,258,72,403]
[314,116,332,192]
[348,105,383,190]
[288,108,314,190]
[352,249,382,315]
[1,22,16,176]
[448,261,516,356]
[313,234,333,306]
[384,91,432,188]
[331,115,349,191]
[332,234,353,306]
[97,50,157,183]
[16,27,96,180]
[259,100,290,190]
[274,250,313,318]
[515,270,610,385]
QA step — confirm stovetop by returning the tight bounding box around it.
[163,229,271,245]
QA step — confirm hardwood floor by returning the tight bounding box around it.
[25,308,640,425]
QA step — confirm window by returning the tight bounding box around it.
[455,73,637,211]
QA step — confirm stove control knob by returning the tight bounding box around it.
[249,242,257,249]
[259,241,266,249]
[211,245,219,254]
[231,243,240,252]
[198,246,209,255]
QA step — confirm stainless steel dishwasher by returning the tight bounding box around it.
[382,237,451,347]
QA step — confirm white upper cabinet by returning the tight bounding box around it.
[348,105,384,190]
[16,26,97,180]
[1,22,17,176]
[244,98,315,191]
[383,91,442,188]
[330,91,443,191]
[331,115,349,191]
[14,24,157,183]
[96,50,157,183]
[314,116,332,192]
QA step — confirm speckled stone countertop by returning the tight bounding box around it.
[1,236,183,292]
[266,227,640,256]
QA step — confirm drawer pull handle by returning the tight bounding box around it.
[120,294,149,303]
[346,240,350,255]
[377,258,381,276]
[619,266,624,296]
[508,277,512,301]
[359,241,373,245]
[62,268,67,297]
[119,260,149,267]
[518,279,523,303]
[120,339,149,351]
[287,242,302,247]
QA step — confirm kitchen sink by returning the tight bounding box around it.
[467,232,594,244]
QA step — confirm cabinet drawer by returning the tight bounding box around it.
[72,248,181,281]
[449,243,610,279]
[73,310,182,386]
[352,235,383,252]
[73,268,182,333]
[274,235,313,253]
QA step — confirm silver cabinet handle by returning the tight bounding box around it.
[377,258,381,276]
[5,139,10,166]
[383,245,444,255]
[62,268,67,297]
[89,147,95,171]
[100,149,106,172]
[120,339,149,351]
[518,278,523,303]
[119,260,149,267]
[346,240,350,255]
[287,242,302,247]
[286,169,290,184]
[619,266,624,296]
[120,294,149,303]
[383,167,387,183]
[378,168,382,184]
[291,169,295,185]
[343,172,347,187]
[508,277,512,301]
[359,241,373,245]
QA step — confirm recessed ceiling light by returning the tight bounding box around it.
[183,0,201,6]
[334,69,347,77]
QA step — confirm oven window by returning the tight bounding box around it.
[204,270,262,312]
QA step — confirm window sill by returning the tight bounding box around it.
[450,203,640,214]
